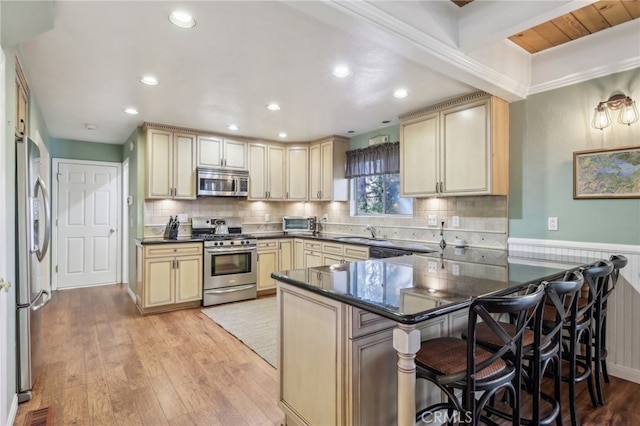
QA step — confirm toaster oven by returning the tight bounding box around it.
[282,216,317,233]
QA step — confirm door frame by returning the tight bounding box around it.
[122,158,129,285]
[51,158,122,290]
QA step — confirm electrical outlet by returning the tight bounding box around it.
[452,263,460,276]
[322,213,329,221]
[428,215,438,226]
[177,214,188,223]
[265,213,271,222]
[428,261,438,273]
[452,216,460,228]
[548,217,558,231]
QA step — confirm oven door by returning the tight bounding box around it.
[203,246,257,290]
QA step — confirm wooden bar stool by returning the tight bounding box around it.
[414,283,546,426]
[592,254,628,405]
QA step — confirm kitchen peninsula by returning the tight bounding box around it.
[271,249,588,426]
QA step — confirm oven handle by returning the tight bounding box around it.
[205,284,256,294]
[205,247,256,254]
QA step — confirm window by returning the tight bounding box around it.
[345,141,413,216]
[353,174,413,215]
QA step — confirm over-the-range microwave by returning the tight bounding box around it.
[197,167,249,197]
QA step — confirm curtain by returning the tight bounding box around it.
[345,142,400,178]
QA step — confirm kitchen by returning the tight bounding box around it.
[2,1,640,425]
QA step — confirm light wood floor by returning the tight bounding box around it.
[14,284,285,425]
[14,283,640,425]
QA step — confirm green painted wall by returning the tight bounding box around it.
[349,124,399,149]
[50,138,123,162]
[509,68,640,245]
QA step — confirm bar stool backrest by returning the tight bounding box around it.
[603,254,628,303]
[579,260,614,321]
[539,271,584,348]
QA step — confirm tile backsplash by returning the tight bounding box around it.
[144,195,508,249]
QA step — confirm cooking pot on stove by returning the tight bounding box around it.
[214,219,228,235]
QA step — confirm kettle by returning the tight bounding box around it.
[214,219,228,235]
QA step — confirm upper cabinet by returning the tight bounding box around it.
[15,59,29,138]
[400,92,509,197]
[248,143,309,201]
[197,136,247,170]
[309,136,349,201]
[145,126,197,200]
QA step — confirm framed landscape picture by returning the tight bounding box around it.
[573,145,640,199]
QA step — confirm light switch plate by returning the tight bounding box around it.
[428,215,438,226]
[452,263,460,276]
[452,216,460,227]
[548,217,558,231]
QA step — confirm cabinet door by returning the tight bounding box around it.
[294,239,305,269]
[286,146,308,201]
[146,129,173,199]
[400,113,439,197]
[343,244,369,261]
[279,239,293,271]
[173,133,197,199]
[319,141,333,200]
[248,143,268,200]
[144,257,175,307]
[309,143,321,200]
[441,101,489,195]
[267,144,286,200]
[322,253,343,266]
[304,250,323,268]
[223,139,247,170]
[257,249,278,291]
[175,254,203,303]
[197,136,223,168]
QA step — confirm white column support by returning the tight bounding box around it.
[393,323,421,426]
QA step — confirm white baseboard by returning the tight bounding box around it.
[7,394,17,426]
[126,284,136,302]
[606,363,640,385]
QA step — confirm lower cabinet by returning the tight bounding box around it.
[136,242,203,314]
[278,282,465,426]
[257,239,294,292]
[302,240,369,268]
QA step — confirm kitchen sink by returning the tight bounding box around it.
[334,237,387,244]
[333,236,437,253]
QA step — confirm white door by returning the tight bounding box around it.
[55,160,120,288]
[0,49,8,426]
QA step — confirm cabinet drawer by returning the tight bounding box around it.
[258,240,278,250]
[322,242,343,255]
[303,240,322,251]
[347,306,396,339]
[343,244,369,260]
[145,243,202,258]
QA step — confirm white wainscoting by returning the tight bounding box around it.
[508,238,640,384]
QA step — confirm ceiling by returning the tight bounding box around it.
[6,1,640,144]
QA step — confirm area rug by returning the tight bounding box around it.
[201,297,277,368]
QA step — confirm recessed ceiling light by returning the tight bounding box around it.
[278,132,288,138]
[332,65,352,78]
[266,103,281,111]
[347,130,355,134]
[140,75,159,86]
[228,124,239,131]
[85,123,98,130]
[382,120,390,124]
[124,107,139,115]
[169,11,196,28]
[393,88,409,98]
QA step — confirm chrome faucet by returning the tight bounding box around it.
[365,225,377,239]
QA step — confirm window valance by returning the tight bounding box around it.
[345,141,400,178]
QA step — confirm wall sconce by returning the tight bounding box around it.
[592,93,639,130]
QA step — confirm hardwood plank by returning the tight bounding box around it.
[531,21,572,46]
[86,373,115,425]
[572,4,611,32]
[596,0,634,26]
[551,14,591,39]
[623,0,640,19]
[61,384,89,425]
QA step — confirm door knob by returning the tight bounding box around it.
[0,278,11,292]
[110,228,115,234]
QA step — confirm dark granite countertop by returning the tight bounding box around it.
[271,253,590,325]
[136,237,204,245]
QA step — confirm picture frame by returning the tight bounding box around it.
[573,145,640,199]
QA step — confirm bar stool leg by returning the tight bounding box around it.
[569,327,578,426]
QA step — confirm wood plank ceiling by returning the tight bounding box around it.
[453,0,640,54]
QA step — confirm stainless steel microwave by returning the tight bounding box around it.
[197,167,249,197]
[283,216,316,233]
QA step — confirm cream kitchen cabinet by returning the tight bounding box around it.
[309,136,349,201]
[15,59,29,137]
[145,126,197,199]
[135,242,203,314]
[257,238,294,292]
[303,240,369,268]
[248,143,285,200]
[285,145,309,201]
[197,135,247,170]
[400,92,509,197]
[293,239,305,269]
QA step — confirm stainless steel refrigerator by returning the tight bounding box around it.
[15,135,51,403]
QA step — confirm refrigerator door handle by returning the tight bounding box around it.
[31,289,51,312]
[34,176,51,262]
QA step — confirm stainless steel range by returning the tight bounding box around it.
[192,217,257,306]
